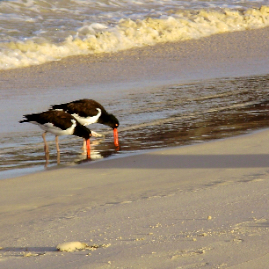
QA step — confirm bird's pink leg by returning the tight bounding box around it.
[81,139,86,152]
[55,135,60,152]
[42,132,49,153]
[57,151,60,165]
[45,152,49,168]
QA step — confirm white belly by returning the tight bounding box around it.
[33,120,77,136]
[72,108,102,126]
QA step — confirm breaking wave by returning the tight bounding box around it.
[0,6,269,70]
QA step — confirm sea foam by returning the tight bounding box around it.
[0,6,268,70]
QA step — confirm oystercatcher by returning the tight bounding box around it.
[19,110,91,158]
[51,99,119,147]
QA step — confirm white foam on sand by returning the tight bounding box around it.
[56,242,88,252]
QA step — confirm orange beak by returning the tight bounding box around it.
[113,128,119,147]
[86,139,91,159]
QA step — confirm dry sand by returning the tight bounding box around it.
[0,129,269,268]
[1,27,269,268]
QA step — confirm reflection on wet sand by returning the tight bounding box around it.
[0,74,269,179]
[44,151,61,168]
[44,139,106,168]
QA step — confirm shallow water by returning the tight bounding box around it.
[0,74,268,180]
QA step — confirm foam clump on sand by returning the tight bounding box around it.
[56,242,111,252]
[56,242,88,252]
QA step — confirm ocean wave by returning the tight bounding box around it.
[0,6,268,70]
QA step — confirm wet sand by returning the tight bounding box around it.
[1,26,269,178]
[1,27,268,134]
[1,27,269,93]
[0,27,269,268]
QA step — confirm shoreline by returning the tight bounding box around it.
[1,27,269,137]
[0,25,268,194]
[1,26,269,92]
[1,26,269,268]
[0,128,269,268]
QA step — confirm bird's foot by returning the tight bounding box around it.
[91,131,103,138]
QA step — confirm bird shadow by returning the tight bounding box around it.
[81,153,269,169]
[0,246,58,257]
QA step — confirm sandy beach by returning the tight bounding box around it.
[0,128,269,268]
[0,26,269,268]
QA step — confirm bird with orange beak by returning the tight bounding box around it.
[51,99,119,147]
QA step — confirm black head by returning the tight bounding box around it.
[74,122,92,140]
[102,114,119,129]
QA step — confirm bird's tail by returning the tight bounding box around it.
[50,104,66,110]
[19,114,32,123]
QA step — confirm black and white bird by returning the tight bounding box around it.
[51,99,119,147]
[19,110,91,158]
